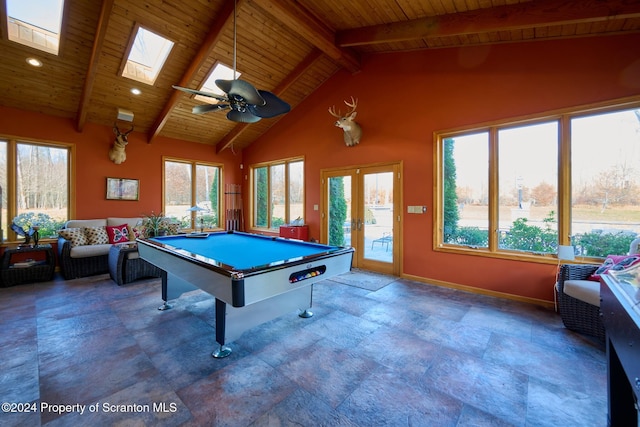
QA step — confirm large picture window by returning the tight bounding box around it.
[570,109,640,257]
[436,101,640,261]
[497,122,558,253]
[251,158,304,230]
[0,138,71,241]
[163,158,222,230]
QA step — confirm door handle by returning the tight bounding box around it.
[357,218,363,231]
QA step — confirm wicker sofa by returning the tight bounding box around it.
[556,264,605,342]
[57,217,143,279]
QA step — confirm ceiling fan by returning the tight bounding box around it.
[172,0,290,123]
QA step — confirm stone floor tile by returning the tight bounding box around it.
[0,271,607,427]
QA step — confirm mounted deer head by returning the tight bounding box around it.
[110,123,133,164]
[328,97,362,147]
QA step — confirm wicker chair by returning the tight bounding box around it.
[556,264,605,342]
[108,244,163,286]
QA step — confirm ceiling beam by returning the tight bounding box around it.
[216,48,325,153]
[336,0,640,47]
[249,0,360,74]
[76,0,114,132]
[0,0,7,40]
[147,0,238,143]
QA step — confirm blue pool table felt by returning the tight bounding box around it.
[150,232,337,270]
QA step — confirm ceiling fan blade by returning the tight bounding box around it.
[216,79,265,106]
[227,110,262,123]
[248,91,291,118]
[192,103,229,115]
[172,85,227,102]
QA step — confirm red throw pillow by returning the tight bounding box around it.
[589,255,640,281]
[106,224,130,244]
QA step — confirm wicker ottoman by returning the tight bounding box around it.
[108,243,163,286]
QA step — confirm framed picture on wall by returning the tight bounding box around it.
[106,177,139,201]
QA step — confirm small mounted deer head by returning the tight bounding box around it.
[110,123,133,164]
[328,96,362,147]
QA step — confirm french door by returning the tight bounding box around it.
[321,162,401,275]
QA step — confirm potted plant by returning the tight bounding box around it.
[142,212,167,237]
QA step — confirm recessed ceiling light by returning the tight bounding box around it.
[130,88,141,95]
[26,57,43,67]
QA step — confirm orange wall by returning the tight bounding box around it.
[0,106,243,219]
[243,34,640,303]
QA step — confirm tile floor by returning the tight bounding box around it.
[0,270,607,426]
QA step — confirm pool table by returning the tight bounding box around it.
[137,231,354,357]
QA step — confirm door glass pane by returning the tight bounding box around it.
[164,161,192,228]
[15,142,68,238]
[328,176,351,247]
[270,164,285,230]
[196,165,219,229]
[571,109,640,257]
[443,133,489,247]
[0,141,6,241]
[498,122,558,253]
[289,161,304,222]
[363,172,393,262]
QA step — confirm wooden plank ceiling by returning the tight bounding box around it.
[0,0,639,152]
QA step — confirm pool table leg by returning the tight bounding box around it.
[298,284,313,318]
[213,298,232,358]
[157,271,173,311]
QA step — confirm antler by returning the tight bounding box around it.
[113,123,134,136]
[344,96,358,115]
[329,97,358,118]
[328,105,342,118]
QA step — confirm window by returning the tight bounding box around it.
[121,25,174,85]
[442,133,489,247]
[497,122,558,253]
[163,158,222,230]
[251,158,304,230]
[436,101,640,261]
[0,138,71,241]
[195,62,240,104]
[6,0,65,55]
[570,109,640,257]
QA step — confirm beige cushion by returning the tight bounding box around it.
[129,225,145,240]
[65,219,106,228]
[564,279,601,307]
[58,228,88,247]
[83,226,109,245]
[107,217,142,227]
[166,223,180,235]
[69,244,111,258]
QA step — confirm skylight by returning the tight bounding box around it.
[122,25,174,86]
[6,0,65,55]
[195,63,240,104]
